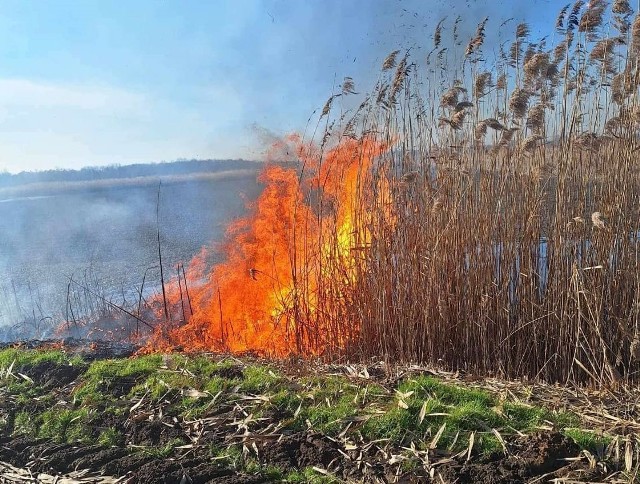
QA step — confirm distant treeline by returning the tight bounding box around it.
[0,159,263,189]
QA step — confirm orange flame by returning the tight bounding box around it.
[149,135,387,356]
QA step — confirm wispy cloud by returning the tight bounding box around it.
[0,78,254,173]
[0,79,145,113]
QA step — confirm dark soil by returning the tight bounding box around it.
[211,364,244,380]
[0,338,140,359]
[436,433,582,484]
[259,432,341,472]
[128,419,189,446]
[20,359,87,387]
[0,430,601,483]
[97,371,145,398]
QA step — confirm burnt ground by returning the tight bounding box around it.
[0,341,638,483]
[0,430,605,483]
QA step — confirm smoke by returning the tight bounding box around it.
[0,164,263,341]
[0,0,565,343]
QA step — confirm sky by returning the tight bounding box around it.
[0,0,563,173]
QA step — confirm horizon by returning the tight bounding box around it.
[0,0,559,174]
[0,157,262,176]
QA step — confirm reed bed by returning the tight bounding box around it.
[281,1,640,387]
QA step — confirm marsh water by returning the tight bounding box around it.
[0,173,262,338]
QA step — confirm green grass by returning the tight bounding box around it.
[140,438,186,458]
[208,444,247,471]
[73,354,163,404]
[258,465,286,480]
[98,427,124,447]
[266,375,388,435]
[283,467,341,483]
[0,349,614,465]
[12,410,38,437]
[0,348,83,369]
[238,365,282,393]
[39,408,91,442]
[564,428,611,453]
[362,376,500,445]
[359,375,579,455]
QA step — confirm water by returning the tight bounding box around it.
[0,174,262,337]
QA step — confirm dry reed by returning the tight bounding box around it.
[293,3,640,387]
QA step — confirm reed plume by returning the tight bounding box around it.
[579,0,607,33]
[509,87,530,118]
[591,211,606,229]
[556,3,571,32]
[434,19,445,49]
[613,0,633,15]
[475,72,493,97]
[440,86,465,109]
[526,103,546,133]
[465,17,489,57]
[520,134,544,153]
[516,22,529,39]
[382,50,400,71]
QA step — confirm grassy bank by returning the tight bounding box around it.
[0,347,637,482]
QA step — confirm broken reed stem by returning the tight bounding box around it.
[68,277,155,330]
[156,181,169,322]
[181,264,194,316]
[176,264,186,325]
[218,287,224,347]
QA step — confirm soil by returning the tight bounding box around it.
[0,429,601,483]
[0,338,140,359]
[259,433,341,472]
[436,433,582,484]
[20,359,87,387]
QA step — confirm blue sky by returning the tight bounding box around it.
[0,0,561,173]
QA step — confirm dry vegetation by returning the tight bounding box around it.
[292,1,640,387]
[62,1,635,393]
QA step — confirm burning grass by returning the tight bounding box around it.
[0,348,639,482]
[122,2,640,389]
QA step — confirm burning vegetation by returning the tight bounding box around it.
[6,3,640,483]
[135,1,640,388]
[53,2,640,389]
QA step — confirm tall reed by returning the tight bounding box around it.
[291,2,640,386]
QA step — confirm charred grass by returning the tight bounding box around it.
[1,348,639,482]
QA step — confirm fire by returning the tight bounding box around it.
[149,135,387,356]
